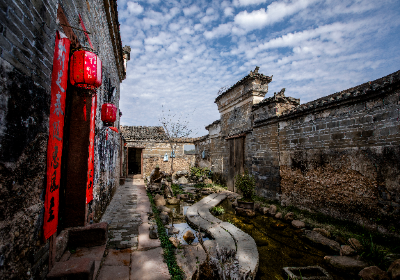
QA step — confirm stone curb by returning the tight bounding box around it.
[186,193,259,279]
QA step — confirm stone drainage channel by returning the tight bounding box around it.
[173,192,259,279]
[172,193,350,280]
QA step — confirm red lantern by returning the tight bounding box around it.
[70,50,102,89]
[101,103,117,126]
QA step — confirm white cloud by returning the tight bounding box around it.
[224,7,234,17]
[183,5,200,16]
[144,32,170,45]
[118,0,400,136]
[234,0,317,30]
[206,8,215,15]
[200,14,219,24]
[127,1,143,15]
[204,23,233,39]
[169,23,181,31]
[129,40,143,47]
[233,0,267,6]
[167,42,180,52]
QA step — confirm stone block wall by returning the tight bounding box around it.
[198,69,400,231]
[0,0,125,279]
[253,70,400,229]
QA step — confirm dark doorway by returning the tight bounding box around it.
[128,148,142,175]
[227,137,244,192]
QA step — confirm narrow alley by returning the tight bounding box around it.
[97,177,169,280]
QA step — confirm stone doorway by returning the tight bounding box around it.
[128,148,143,176]
[227,136,245,192]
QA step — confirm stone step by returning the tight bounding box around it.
[47,258,95,280]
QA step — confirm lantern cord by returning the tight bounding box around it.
[60,23,91,34]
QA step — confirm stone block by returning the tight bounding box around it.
[69,245,106,262]
[388,259,400,280]
[47,258,95,280]
[68,222,108,248]
[103,249,131,266]
[359,266,389,280]
[324,255,368,275]
[97,265,130,280]
[55,229,69,262]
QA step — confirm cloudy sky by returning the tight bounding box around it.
[117,0,400,136]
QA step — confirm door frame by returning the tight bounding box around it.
[227,135,245,192]
[127,147,144,176]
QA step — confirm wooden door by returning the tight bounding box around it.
[227,137,244,192]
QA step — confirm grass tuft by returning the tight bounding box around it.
[147,192,184,280]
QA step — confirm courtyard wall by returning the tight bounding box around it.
[197,69,400,231]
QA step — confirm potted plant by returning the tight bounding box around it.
[235,170,255,209]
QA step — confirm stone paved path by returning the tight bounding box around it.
[96,178,170,280]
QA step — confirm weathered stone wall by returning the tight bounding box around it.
[0,0,125,279]
[274,73,400,230]
[199,69,400,231]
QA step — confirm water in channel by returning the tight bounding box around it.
[215,199,350,280]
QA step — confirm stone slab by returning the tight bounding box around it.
[69,245,106,261]
[185,194,259,279]
[104,249,131,266]
[138,222,161,250]
[207,225,236,252]
[220,221,259,277]
[131,247,170,280]
[97,265,130,280]
[68,222,108,248]
[47,258,94,280]
[176,244,207,279]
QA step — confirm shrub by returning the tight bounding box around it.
[235,170,255,200]
[171,183,184,196]
[355,233,391,270]
[190,167,211,179]
[211,206,225,215]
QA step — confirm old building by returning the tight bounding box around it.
[0,0,129,279]
[120,126,196,178]
[196,67,400,231]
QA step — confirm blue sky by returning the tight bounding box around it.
[117,0,400,136]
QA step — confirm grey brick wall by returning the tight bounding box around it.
[0,0,124,279]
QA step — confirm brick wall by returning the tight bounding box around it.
[197,69,400,231]
[0,0,125,279]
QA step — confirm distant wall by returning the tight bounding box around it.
[126,141,195,177]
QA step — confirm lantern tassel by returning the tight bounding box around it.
[83,98,87,121]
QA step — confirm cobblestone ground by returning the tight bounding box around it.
[101,178,143,249]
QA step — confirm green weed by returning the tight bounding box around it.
[147,192,184,280]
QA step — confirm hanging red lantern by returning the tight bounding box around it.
[101,103,117,126]
[70,49,102,90]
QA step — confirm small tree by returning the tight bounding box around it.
[159,106,194,174]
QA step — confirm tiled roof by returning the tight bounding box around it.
[120,126,168,141]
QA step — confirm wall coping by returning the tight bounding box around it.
[215,68,273,103]
[254,70,400,127]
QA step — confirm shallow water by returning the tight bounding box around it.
[216,199,350,280]
[165,198,211,245]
